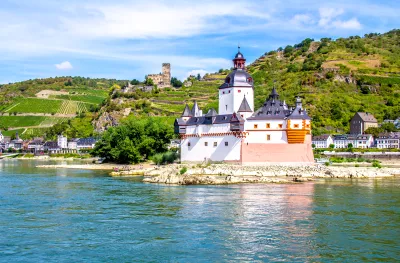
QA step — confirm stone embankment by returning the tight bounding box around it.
[142,164,400,185]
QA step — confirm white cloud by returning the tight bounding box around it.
[332,18,362,30]
[290,14,314,25]
[55,61,73,70]
[186,69,208,78]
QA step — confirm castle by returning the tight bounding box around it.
[147,63,171,88]
[174,48,314,165]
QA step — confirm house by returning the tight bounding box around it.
[0,131,4,143]
[354,134,374,148]
[43,141,61,153]
[376,132,400,149]
[333,135,356,149]
[174,48,313,164]
[9,132,24,150]
[350,112,378,134]
[0,136,11,152]
[27,138,45,153]
[57,135,68,149]
[77,137,98,151]
[68,139,79,150]
[312,135,333,148]
[168,139,181,149]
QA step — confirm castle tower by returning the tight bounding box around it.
[162,63,171,86]
[218,47,254,115]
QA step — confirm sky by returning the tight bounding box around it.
[0,0,399,84]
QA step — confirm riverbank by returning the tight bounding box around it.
[141,164,400,185]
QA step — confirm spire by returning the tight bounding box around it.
[181,104,192,117]
[238,95,252,112]
[269,87,279,99]
[191,100,201,117]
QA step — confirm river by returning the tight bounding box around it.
[1,160,399,262]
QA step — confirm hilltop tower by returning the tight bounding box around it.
[162,63,171,87]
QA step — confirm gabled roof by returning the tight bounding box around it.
[238,96,252,112]
[312,134,332,141]
[205,108,218,117]
[355,112,377,122]
[191,101,200,117]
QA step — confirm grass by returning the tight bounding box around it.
[6,98,62,114]
[0,116,47,127]
[1,128,25,137]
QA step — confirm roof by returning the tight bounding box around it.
[234,51,245,59]
[44,141,59,148]
[191,101,200,116]
[181,104,192,117]
[205,108,218,117]
[174,113,239,127]
[312,134,331,141]
[219,69,253,89]
[355,112,377,123]
[377,132,400,139]
[238,96,252,112]
[77,137,98,145]
[247,88,290,120]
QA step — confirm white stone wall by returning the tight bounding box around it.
[218,87,253,115]
[186,123,231,135]
[244,119,287,144]
[181,135,241,162]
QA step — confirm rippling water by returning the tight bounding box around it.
[1,160,399,262]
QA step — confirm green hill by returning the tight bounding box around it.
[1,29,399,138]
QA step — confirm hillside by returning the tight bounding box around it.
[0,77,126,138]
[1,29,399,138]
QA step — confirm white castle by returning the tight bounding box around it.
[174,48,314,164]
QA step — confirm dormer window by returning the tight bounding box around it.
[225,77,231,83]
[247,77,253,82]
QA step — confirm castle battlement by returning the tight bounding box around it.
[148,63,171,88]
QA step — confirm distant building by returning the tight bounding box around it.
[27,138,45,153]
[77,137,98,151]
[147,63,171,88]
[350,112,378,134]
[376,132,400,149]
[0,131,4,143]
[312,135,333,148]
[44,141,60,153]
[333,134,374,149]
[57,135,68,149]
[68,139,79,150]
[354,134,374,148]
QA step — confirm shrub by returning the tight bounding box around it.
[355,164,360,167]
[372,161,382,168]
[151,151,178,165]
[180,166,187,175]
[324,162,330,166]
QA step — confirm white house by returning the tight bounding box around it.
[354,134,374,148]
[312,135,334,148]
[0,131,4,143]
[57,135,68,149]
[174,48,314,164]
[376,132,400,149]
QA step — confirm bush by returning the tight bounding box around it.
[324,162,330,166]
[372,160,382,168]
[151,151,178,165]
[180,166,187,175]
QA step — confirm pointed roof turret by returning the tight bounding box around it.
[191,100,200,117]
[181,104,192,117]
[269,87,279,100]
[205,108,218,117]
[238,96,252,112]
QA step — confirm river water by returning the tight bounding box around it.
[1,160,399,262]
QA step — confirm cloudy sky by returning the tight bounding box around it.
[0,0,399,84]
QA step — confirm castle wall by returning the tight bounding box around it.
[241,135,315,165]
[181,135,241,162]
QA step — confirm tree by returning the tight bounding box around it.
[171,77,183,88]
[144,76,154,86]
[197,73,201,81]
[347,143,353,149]
[130,79,140,85]
[329,144,335,149]
[312,144,316,148]
[92,117,174,164]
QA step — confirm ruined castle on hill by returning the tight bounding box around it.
[147,63,171,88]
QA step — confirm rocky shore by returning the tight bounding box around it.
[142,164,400,185]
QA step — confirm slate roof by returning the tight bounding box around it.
[238,96,252,112]
[174,113,241,127]
[312,135,331,141]
[191,101,200,116]
[247,88,290,120]
[219,69,253,89]
[181,104,192,117]
[355,112,377,123]
[77,137,98,146]
[377,132,400,139]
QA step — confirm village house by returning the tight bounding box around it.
[354,134,374,148]
[43,141,61,153]
[312,134,334,148]
[333,134,374,149]
[27,138,45,153]
[77,137,98,151]
[376,132,400,149]
[350,112,378,134]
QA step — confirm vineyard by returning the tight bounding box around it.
[57,100,89,115]
[54,94,106,104]
[5,98,62,114]
[0,116,46,127]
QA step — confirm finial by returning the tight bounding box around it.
[238,43,240,52]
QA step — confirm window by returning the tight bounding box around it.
[254,124,258,129]
[241,115,244,118]
[238,90,241,93]
[213,142,217,147]
[294,124,299,128]
[306,124,310,128]
[266,123,270,128]
[205,142,208,146]
[229,90,231,93]
[188,142,191,147]
[225,105,228,111]
[223,91,225,94]
[225,142,228,146]
[267,135,271,141]
[278,124,283,128]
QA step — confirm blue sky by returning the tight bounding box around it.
[0,0,399,84]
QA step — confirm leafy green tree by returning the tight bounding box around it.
[144,76,154,86]
[130,79,140,85]
[329,144,335,149]
[171,77,183,88]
